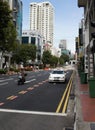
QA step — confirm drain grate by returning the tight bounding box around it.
[90,123,95,130]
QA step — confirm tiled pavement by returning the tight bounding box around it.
[76,71,95,130]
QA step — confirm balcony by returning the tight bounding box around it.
[78,0,86,7]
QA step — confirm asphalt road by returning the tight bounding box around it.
[0,69,74,130]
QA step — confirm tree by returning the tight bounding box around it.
[12,44,36,64]
[0,1,17,52]
[60,53,69,63]
[50,55,58,67]
[42,51,52,67]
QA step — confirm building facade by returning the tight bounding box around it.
[59,40,67,50]
[5,0,23,43]
[0,0,23,69]
[59,39,71,57]
[78,0,95,78]
[29,2,54,46]
[22,30,45,63]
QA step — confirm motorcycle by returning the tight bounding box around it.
[18,74,26,85]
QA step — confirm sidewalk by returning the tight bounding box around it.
[75,70,95,130]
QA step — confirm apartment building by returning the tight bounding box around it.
[29,2,54,46]
[78,0,95,78]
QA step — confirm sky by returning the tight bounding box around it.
[22,0,83,53]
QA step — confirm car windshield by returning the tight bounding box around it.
[52,70,64,74]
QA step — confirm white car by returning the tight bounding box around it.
[48,69,66,83]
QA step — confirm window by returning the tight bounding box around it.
[22,37,29,44]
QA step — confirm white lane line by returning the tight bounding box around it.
[25,79,36,83]
[15,79,36,83]
[0,109,67,116]
[0,82,8,86]
[0,78,13,82]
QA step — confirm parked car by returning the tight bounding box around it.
[48,69,66,83]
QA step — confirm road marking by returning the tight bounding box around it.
[38,82,43,85]
[18,91,28,94]
[0,82,8,86]
[27,87,34,91]
[0,109,67,116]
[0,78,13,82]
[0,103,4,106]
[33,84,39,87]
[25,79,36,83]
[56,72,74,113]
[6,95,18,100]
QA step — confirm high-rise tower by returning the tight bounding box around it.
[30,2,54,45]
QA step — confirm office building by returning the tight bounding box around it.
[29,2,54,46]
[4,0,23,43]
[22,30,45,63]
[59,40,67,50]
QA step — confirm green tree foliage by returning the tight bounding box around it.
[60,53,69,63]
[59,57,64,65]
[12,44,36,64]
[42,51,70,67]
[42,51,52,66]
[50,55,58,67]
[0,1,17,51]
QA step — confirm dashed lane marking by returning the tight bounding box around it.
[0,102,4,106]
[33,84,39,87]
[0,78,13,82]
[0,79,48,107]
[25,79,36,83]
[38,82,43,85]
[0,82,8,86]
[18,91,28,94]
[27,87,34,91]
[6,95,18,100]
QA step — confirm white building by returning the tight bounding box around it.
[22,30,45,63]
[29,1,54,46]
[51,47,61,58]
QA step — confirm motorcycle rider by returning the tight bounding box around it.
[18,68,25,84]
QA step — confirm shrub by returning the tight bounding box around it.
[0,69,7,74]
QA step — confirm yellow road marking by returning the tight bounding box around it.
[56,71,74,113]
[18,91,27,94]
[62,77,73,113]
[34,84,39,87]
[0,102,4,106]
[7,95,18,100]
[27,87,34,90]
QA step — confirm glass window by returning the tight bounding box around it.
[22,37,29,44]
[31,37,36,44]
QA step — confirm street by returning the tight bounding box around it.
[0,69,74,130]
